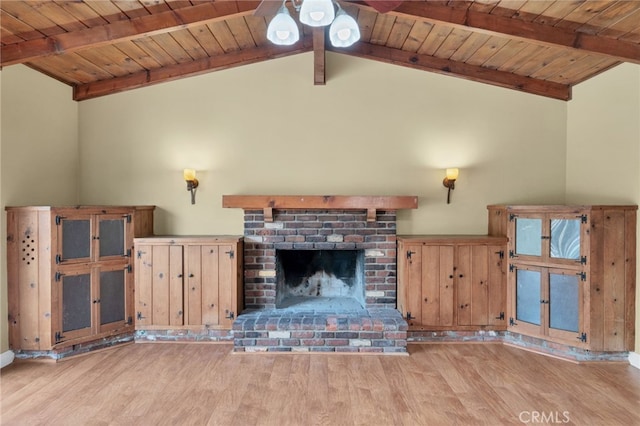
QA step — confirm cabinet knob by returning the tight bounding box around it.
[189,273,194,278]
[449,275,453,279]
[459,274,464,278]
[177,274,183,278]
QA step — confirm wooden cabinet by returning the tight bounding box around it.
[397,236,507,331]
[6,205,155,351]
[488,205,637,351]
[134,236,243,330]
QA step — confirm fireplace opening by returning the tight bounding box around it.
[276,249,365,310]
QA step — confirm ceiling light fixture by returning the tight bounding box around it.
[267,0,360,48]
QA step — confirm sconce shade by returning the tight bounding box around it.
[445,168,459,181]
[267,6,300,45]
[183,168,196,182]
[329,8,360,47]
[299,0,335,27]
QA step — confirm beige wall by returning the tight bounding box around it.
[78,52,567,236]
[0,65,79,353]
[566,63,640,351]
[4,53,640,357]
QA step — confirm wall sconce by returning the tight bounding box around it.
[183,169,199,204]
[442,168,459,204]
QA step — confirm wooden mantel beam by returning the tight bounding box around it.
[386,1,640,65]
[1,1,260,67]
[222,195,419,222]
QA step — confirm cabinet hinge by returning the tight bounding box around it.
[406,250,416,260]
[496,250,504,259]
[54,271,64,282]
[509,264,515,272]
[55,254,62,264]
[225,250,234,259]
[127,316,133,325]
[55,331,65,343]
[125,264,132,273]
[577,271,587,281]
[577,332,587,343]
[509,213,516,222]
[225,311,235,320]
[580,214,588,224]
[124,214,132,223]
[137,312,146,321]
[123,249,131,258]
[509,317,517,326]
[55,215,64,226]
[495,312,505,321]
[508,250,517,259]
[579,255,587,265]
[137,250,143,259]
[406,311,416,320]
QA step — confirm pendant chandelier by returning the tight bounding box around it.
[267,0,361,48]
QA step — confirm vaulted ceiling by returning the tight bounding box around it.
[2,0,639,101]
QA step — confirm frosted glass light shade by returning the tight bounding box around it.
[267,6,300,45]
[183,168,196,181]
[445,168,459,180]
[329,9,360,47]
[299,0,335,27]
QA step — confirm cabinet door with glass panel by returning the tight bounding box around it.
[509,264,586,347]
[509,212,589,268]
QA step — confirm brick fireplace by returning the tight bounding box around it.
[223,195,418,353]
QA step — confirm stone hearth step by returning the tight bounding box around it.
[232,308,408,353]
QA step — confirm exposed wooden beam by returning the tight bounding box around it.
[313,27,326,85]
[334,42,571,101]
[388,1,640,65]
[73,39,313,101]
[1,1,260,66]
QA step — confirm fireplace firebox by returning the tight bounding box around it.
[276,249,365,310]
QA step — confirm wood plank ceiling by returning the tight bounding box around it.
[2,1,639,101]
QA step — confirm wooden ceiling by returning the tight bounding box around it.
[2,1,639,101]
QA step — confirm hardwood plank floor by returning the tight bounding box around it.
[2,343,640,425]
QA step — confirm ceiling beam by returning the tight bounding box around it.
[1,1,261,67]
[334,42,571,101]
[313,28,326,85]
[387,2,640,65]
[73,38,313,101]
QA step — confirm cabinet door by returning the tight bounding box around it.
[509,264,543,337]
[97,264,130,333]
[217,244,237,328]
[56,214,93,264]
[150,245,185,326]
[96,214,130,261]
[457,245,490,326]
[487,245,507,327]
[134,244,153,327]
[546,268,582,343]
[201,245,220,326]
[55,266,94,344]
[401,244,424,327]
[421,245,454,326]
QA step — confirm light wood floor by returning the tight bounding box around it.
[2,343,640,425]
